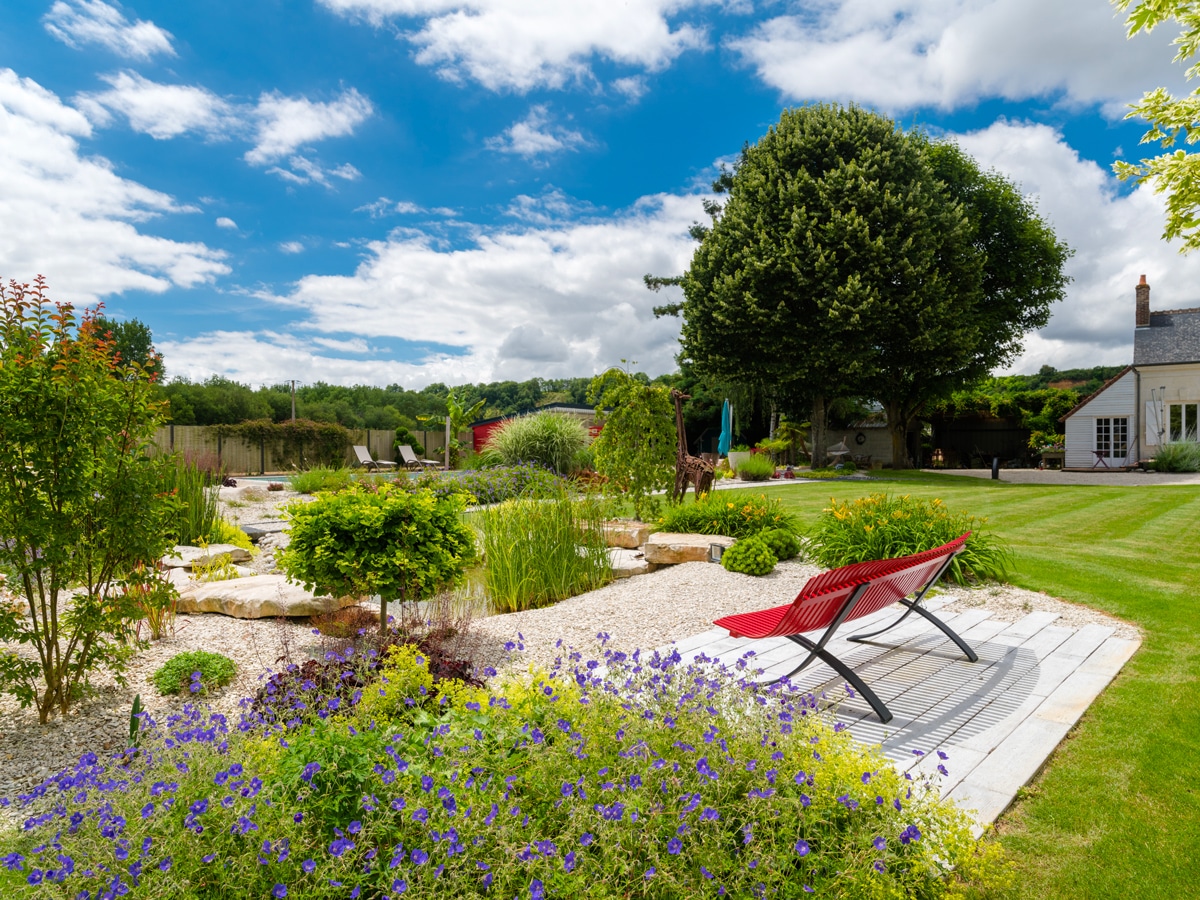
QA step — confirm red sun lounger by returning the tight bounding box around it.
[713,534,976,723]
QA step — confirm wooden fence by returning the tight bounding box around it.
[149,425,470,475]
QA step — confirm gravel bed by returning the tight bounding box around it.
[0,481,1140,830]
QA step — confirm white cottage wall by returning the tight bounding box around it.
[1065,369,1136,468]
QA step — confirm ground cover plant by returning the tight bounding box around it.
[479,411,590,475]
[806,493,1011,585]
[150,650,237,696]
[0,637,1007,898]
[290,466,356,495]
[654,490,799,538]
[766,476,1200,899]
[474,487,611,612]
[443,464,565,505]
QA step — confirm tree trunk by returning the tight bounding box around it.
[379,593,389,634]
[810,395,828,468]
[883,401,913,469]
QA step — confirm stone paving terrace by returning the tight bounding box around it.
[659,594,1140,833]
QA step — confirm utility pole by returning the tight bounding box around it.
[290,380,296,422]
[444,414,451,470]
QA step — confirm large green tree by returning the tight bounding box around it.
[867,143,1071,462]
[1112,0,1200,251]
[92,315,162,381]
[679,105,1069,467]
[682,104,980,465]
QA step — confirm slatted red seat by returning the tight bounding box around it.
[713,534,976,723]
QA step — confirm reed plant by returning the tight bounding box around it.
[806,492,1011,584]
[158,455,220,546]
[475,486,611,612]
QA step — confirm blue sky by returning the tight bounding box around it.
[2,0,1199,388]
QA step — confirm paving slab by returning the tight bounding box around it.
[658,598,1141,830]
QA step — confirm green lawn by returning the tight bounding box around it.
[742,474,1200,899]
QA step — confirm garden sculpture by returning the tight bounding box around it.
[670,389,715,501]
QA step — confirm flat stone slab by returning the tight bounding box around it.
[644,533,735,565]
[240,521,289,541]
[608,548,657,579]
[177,574,355,618]
[601,520,649,550]
[163,543,252,568]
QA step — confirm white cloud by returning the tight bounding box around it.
[266,155,361,188]
[317,0,713,93]
[946,120,1200,371]
[43,0,174,60]
[505,187,595,224]
[215,216,238,229]
[75,71,233,139]
[245,89,374,165]
[162,192,705,386]
[487,105,586,160]
[730,0,1185,114]
[356,197,458,218]
[279,241,305,254]
[0,69,227,302]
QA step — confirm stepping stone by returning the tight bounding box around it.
[601,520,649,549]
[644,533,735,565]
[608,548,656,579]
[240,520,289,541]
[162,543,252,568]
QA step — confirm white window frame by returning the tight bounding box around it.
[1095,417,1129,459]
[1168,402,1199,442]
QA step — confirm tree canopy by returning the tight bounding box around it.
[679,104,1069,466]
[1112,0,1200,251]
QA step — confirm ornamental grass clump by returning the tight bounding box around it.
[735,453,775,481]
[1149,440,1200,472]
[655,490,799,538]
[479,411,590,475]
[0,640,1010,899]
[290,465,356,495]
[807,493,1012,584]
[474,486,611,613]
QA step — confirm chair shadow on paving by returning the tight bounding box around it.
[810,640,1041,758]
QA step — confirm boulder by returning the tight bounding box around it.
[163,544,252,568]
[177,574,355,618]
[643,533,735,565]
[608,548,657,579]
[601,520,649,549]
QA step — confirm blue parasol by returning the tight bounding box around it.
[718,399,731,456]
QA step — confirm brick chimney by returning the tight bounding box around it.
[1136,274,1150,328]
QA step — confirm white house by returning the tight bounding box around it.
[1063,276,1200,468]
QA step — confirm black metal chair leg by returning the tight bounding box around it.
[774,634,893,723]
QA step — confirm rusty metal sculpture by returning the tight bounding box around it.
[670,389,714,502]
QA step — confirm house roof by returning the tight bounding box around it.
[1060,365,1133,420]
[1134,307,1200,365]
